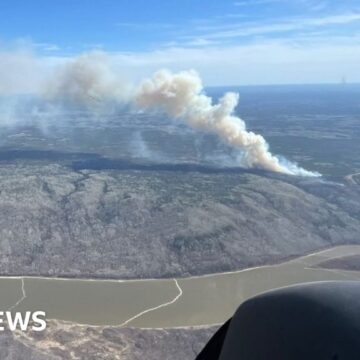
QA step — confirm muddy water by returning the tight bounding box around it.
[1,245,360,328]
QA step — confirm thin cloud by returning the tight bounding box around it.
[34,43,60,52]
[234,0,282,6]
[309,1,328,11]
[188,12,360,41]
[115,22,176,30]
[234,0,328,10]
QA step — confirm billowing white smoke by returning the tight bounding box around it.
[135,70,316,175]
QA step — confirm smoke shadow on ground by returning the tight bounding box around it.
[71,158,268,176]
[0,147,287,177]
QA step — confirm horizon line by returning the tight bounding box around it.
[206,82,360,88]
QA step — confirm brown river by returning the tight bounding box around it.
[1,245,360,328]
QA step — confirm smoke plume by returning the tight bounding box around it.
[0,49,319,176]
[135,69,315,175]
[45,52,132,106]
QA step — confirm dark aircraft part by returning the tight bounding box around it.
[196,281,360,360]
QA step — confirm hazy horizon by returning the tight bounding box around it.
[1,0,360,92]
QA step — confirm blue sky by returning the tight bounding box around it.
[0,0,360,86]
